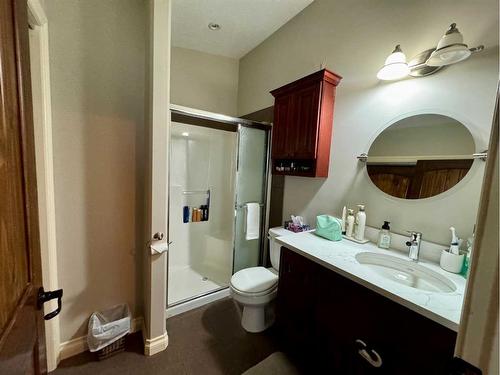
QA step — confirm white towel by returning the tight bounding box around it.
[245,203,261,240]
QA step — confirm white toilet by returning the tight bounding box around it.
[230,227,291,333]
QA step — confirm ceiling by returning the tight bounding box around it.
[171,0,314,59]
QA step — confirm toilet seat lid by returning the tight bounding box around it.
[230,267,278,294]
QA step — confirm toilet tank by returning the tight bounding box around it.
[268,227,292,271]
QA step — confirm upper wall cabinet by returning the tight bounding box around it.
[270,69,342,177]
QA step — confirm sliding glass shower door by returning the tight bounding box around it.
[167,107,271,308]
[233,125,270,273]
[168,122,237,306]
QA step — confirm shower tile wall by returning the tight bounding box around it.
[168,122,237,305]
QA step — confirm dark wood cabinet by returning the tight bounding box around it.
[270,69,342,177]
[276,247,457,374]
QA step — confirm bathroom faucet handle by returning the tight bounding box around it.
[405,231,422,247]
[406,230,422,239]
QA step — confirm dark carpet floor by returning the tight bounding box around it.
[54,298,283,375]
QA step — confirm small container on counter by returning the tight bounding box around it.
[440,250,465,274]
[346,209,355,237]
[354,205,366,241]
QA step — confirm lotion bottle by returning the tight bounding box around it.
[346,209,355,237]
[341,206,347,235]
[354,205,366,241]
[377,221,391,249]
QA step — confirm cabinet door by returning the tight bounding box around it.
[277,249,456,374]
[290,83,321,159]
[320,266,456,375]
[271,94,293,159]
[276,248,317,352]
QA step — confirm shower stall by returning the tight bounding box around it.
[167,105,271,312]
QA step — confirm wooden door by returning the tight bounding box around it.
[271,94,293,159]
[291,83,320,159]
[408,159,473,199]
[367,165,416,198]
[0,0,46,373]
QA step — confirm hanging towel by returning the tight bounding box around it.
[245,203,261,240]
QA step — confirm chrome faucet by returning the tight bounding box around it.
[406,231,422,261]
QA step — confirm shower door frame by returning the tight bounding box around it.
[233,123,272,273]
[167,104,272,308]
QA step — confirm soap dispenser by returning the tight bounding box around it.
[377,221,391,249]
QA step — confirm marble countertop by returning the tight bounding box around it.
[276,231,466,332]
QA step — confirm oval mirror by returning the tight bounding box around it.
[367,114,475,199]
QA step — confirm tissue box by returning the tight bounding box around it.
[315,215,342,241]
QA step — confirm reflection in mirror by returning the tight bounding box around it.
[367,114,475,199]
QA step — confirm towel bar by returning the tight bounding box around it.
[235,203,264,209]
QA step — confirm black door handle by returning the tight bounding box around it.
[37,287,63,320]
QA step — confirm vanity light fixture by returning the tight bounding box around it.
[377,23,484,80]
[426,23,483,66]
[376,45,410,81]
[181,132,189,137]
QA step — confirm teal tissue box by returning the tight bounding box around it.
[315,215,342,241]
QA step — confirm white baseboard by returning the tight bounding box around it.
[166,288,230,318]
[143,331,169,356]
[59,317,144,361]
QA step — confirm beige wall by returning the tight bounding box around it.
[171,47,239,116]
[237,0,499,245]
[45,0,147,342]
[369,117,475,157]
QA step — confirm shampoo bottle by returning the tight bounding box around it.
[377,221,391,249]
[346,209,355,237]
[354,205,366,241]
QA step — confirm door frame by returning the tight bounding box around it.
[27,0,60,371]
[143,0,171,356]
[454,87,499,373]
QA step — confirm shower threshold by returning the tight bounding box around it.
[166,287,230,318]
[167,265,231,317]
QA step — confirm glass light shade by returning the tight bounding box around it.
[426,45,471,66]
[426,23,471,66]
[377,45,410,80]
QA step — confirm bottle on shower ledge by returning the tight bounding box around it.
[183,206,190,223]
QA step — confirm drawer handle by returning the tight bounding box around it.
[355,339,383,368]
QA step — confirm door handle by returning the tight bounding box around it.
[355,339,383,368]
[37,287,63,320]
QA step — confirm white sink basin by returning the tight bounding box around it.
[355,252,456,293]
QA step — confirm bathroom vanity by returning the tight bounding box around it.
[275,232,465,374]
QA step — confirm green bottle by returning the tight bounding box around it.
[461,237,473,277]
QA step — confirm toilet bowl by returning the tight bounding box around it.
[230,227,291,333]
